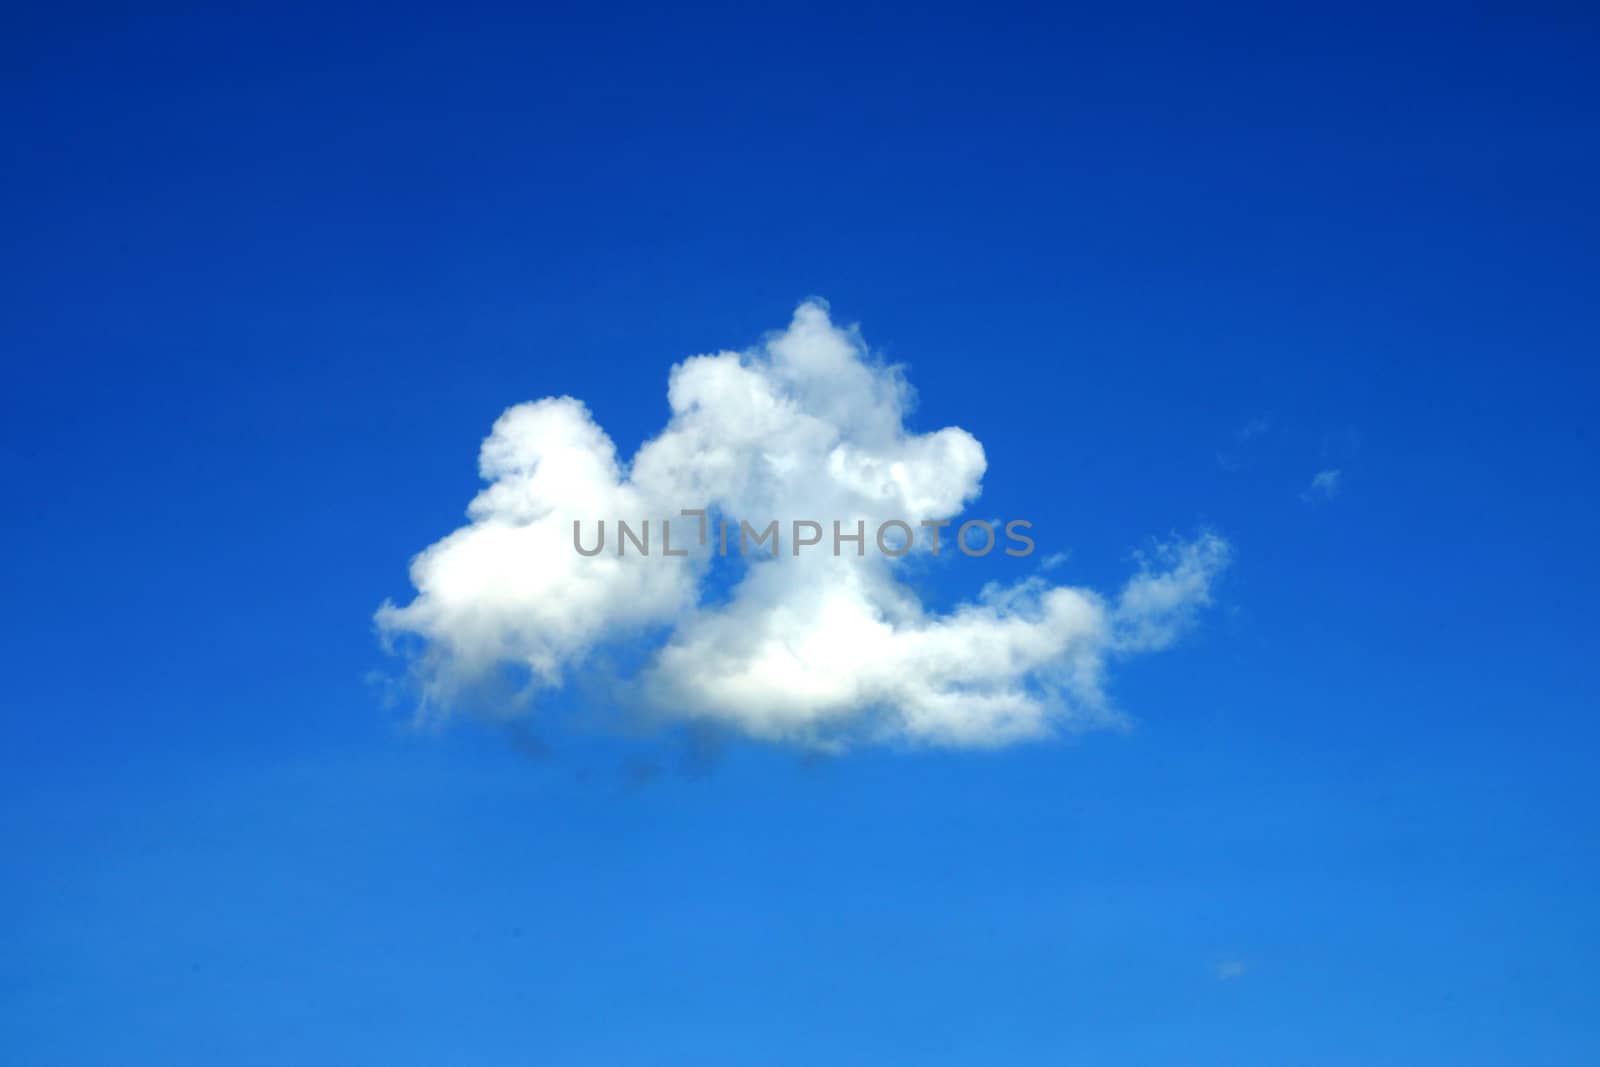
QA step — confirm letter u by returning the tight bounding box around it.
[573,520,606,556]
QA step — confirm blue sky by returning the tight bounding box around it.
[4,4,1599,1063]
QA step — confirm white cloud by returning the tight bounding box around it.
[1236,416,1272,442]
[1302,468,1343,501]
[1216,415,1271,470]
[1216,959,1247,981]
[377,301,1229,748]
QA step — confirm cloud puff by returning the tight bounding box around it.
[1216,415,1271,470]
[1302,468,1343,501]
[377,302,1229,748]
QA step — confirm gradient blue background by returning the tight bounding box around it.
[4,4,1598,1063]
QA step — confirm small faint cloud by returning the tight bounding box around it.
[1237,417,1272,443]
[1301,468,1342,502]
[1217,416,1272,471]
[1320,426,1364,459]
[618,756,663,790]
[1039,551,1070,572]
[503,721,552,762]
[1216,959,1247,981]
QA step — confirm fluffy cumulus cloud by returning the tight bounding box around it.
[377,302,1229,748]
